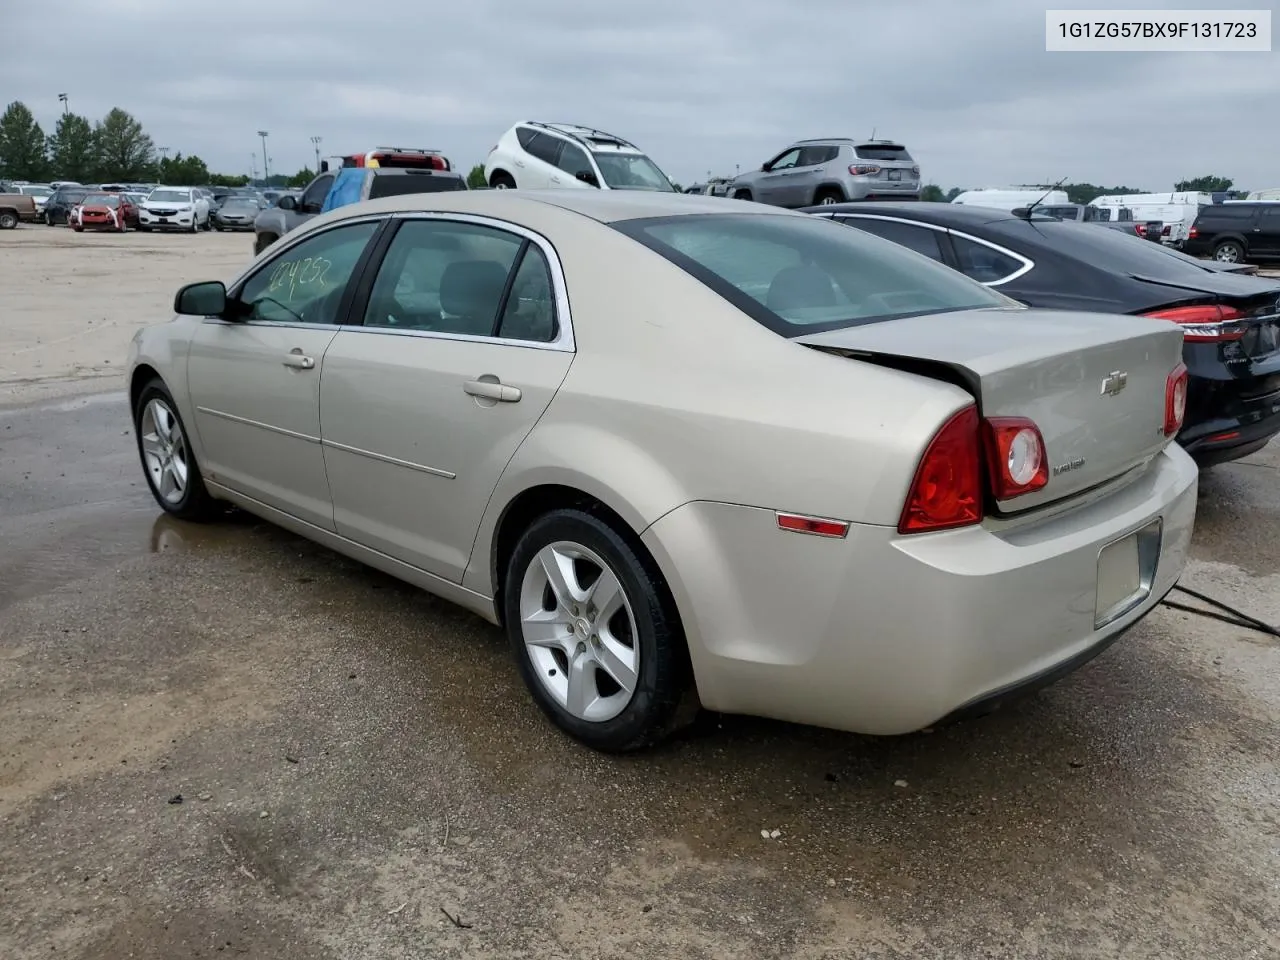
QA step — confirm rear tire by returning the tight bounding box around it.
[503,508,690,753]
[0,211,17,230]
[490,171,516,189]
[1213,240,1245,264]
[254,233,277,256]
[814,187,844,205]
[132,379,222,522]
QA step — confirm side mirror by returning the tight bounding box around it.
[574,170,600,187]
[174,280,227,317]
[277,195,297,211]
[761,162,771,171]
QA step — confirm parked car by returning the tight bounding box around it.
[138,187,211,232]
[212,196,266,231]
[483,122,676,193]
[0,189,39,229]
[14,183,53,216]
[69,192,136,232]
[43,184,92,225]
[253,164,466,254]
[1182,202,1280,265]
[808,202,1280,465]
[128,190,1196,752]
[728,138,920,207]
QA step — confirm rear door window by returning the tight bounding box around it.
[838,217,947,262]
[367,174,465,198]
[798,146,838,166]
[522,132,564,166]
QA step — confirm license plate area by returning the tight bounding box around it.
[1095,518,1162,628]
[887,169,903,181]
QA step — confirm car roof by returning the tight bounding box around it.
[312,189,801,225]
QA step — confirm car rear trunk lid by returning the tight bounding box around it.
[795,308,1185,513]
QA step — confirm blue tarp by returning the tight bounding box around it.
[321,168,366,213]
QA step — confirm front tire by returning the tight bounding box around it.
[504,508,688,752]
[254,233,277,256]
[133,379,221,521]
[733,189,753,201]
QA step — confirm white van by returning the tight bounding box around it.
[951,188,1070,212]
[1087,192,1211,246]
[1246,188,1280,201]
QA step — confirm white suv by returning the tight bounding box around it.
[483,122,677,193]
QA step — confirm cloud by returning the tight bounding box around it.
[3,0,1276,190]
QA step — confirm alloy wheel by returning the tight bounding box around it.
[519,541,640,723]
[139,398,190,505]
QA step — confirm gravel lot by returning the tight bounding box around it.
[1,225,1278,960]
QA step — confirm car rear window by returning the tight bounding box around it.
[612,213,1013,336]
[1005,219,1235,281]
[1199,204,1255,221]
[855,144,912,162]
[367,173,466,199]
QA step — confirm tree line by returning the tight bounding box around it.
[0,100,314,188]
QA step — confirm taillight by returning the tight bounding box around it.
[1165,363,1188,435]
[1161,225,1171,236]
[982,417,1048,500]
[1135,224,1146,236]
[849,164,880,176]
[911,165,920,177]
[1144,304,1245,343]
[1188,226,1199,239]
[898,406,983,534]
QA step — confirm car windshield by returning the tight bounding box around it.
[613,213,1016,336]
[59,189,89,201]
[221,198,257,209]
[590,152,675,192]
[148,189,191,203]
[22,186,53,197]
[83,194,120,206]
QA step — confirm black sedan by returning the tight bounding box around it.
[803,202,1280,466]
[43,185,91,225]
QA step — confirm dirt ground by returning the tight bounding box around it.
[1,224,1278,960]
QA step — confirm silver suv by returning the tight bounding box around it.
[728,138,920,208]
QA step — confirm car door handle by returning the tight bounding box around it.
[549,176,561,183]
[282,353,315,370]
[464,378,521,402]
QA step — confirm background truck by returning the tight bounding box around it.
[0,191,39,229]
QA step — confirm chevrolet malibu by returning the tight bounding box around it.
[126,191,1198,752]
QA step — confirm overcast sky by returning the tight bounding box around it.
[3,0,1277,190]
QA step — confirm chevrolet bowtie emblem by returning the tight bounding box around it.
[1100,371,1128,396]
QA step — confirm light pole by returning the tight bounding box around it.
[257,130,269,181]
[310,136,322,173]
[158,146,169,160]
[250,153,258,182]
[57,93,68,115]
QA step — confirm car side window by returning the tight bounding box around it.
[767,148,801,171]
[840,218,947,263]
[236,221,379,324]
[557,142,593,180]
[949,235,1024,283]
[797,146,835,167]
[1260,207,1280,227]
[300,174,334,212]
[497,245,558,342]
[523,132,564,167]
[361,219,525,337]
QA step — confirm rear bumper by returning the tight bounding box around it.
[1181,365,1280,465]
[640,445,1198,735]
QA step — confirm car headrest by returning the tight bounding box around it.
[766,263,837,313]
[439,259,509,321]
